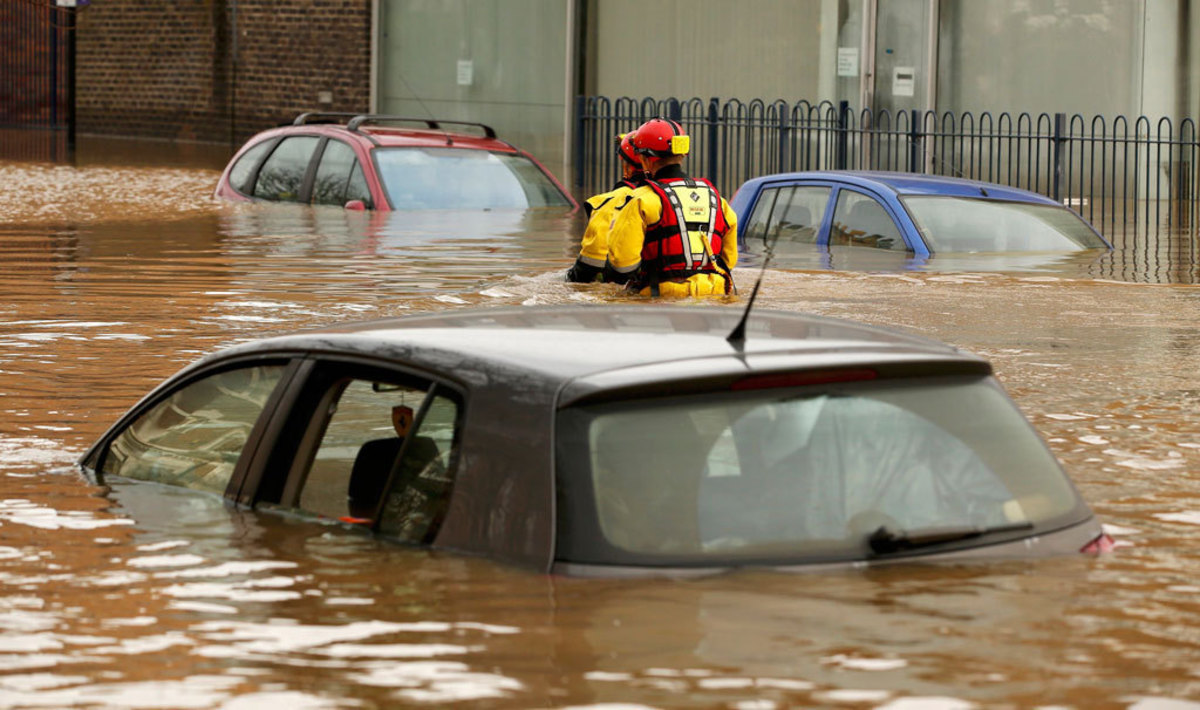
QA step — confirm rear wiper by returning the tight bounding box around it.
[867,521,1035,556]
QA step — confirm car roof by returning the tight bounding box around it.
[281,114,520,153]
[355,126,516,152]
[741,170,1062,206]
[207,305,990,401]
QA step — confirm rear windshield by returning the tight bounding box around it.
[374,147,572,209]
[901,196,1107,252]
[554,376,1088,566]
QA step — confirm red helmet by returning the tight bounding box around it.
[616,131,639,167]
[632,117,690,158]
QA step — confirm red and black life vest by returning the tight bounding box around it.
[634,175,730,287]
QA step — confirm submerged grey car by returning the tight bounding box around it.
[79,305,1110,575]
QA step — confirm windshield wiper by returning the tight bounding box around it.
[867,521,1035,556]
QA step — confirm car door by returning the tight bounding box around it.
[827,187,924,254]
[739,182,835,252]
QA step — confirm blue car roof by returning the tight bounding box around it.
[737,170,1061,205]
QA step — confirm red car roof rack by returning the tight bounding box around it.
[344,115,498,139]
[292,112,363,126]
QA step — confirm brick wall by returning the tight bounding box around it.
[0,3,70,126]
[76,0,371,146]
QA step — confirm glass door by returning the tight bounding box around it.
[872,0,938,116]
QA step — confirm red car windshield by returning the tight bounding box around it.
[374,147,572,209]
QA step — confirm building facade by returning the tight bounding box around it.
[28,0,1200,184]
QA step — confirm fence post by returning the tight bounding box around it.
[667,97,681,122]
[837,100,850,170]
[778,107,791,174]
[1052,112,1066,203]
[707,98,720,190]
[909,109,922,173]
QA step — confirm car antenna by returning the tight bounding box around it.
[726,231,779,346]
[395,72,456,146]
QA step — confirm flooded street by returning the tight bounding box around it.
[1,149,1200,709]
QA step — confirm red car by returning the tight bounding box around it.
[214,113,577,211]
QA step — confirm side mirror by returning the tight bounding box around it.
[344,200,367,211]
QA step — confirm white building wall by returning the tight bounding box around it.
[376,0,570,180]
[589,0,825,104]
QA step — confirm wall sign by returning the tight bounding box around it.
[837,48,859,78]
[892,67,915,97]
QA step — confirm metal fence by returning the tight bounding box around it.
[575,96,1200,238]
[0,1,76,162]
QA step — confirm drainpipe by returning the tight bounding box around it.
[229,0,238,153]
[922,0,938,174]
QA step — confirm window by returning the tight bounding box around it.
[743,185,831,247]
[254,136,320,202]
[377,393,459,542]
[900,197,1107,252]
[285,375,460,544]
[227,139,276,195]
[101,365,287,494]
[311,140,371,207]
[374,147,571,209]
[830,190,907,251]
[555,377,1085,565]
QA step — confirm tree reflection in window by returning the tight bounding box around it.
[102,365,286,494]
[311,139,370,207]
[254,136,320,202]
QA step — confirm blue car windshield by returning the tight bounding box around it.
[374,147,571,209]
[554,376,1087,566]
[901,196,1108,252]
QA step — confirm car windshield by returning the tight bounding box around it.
[555,376,1087,566]
[900,196,1108,252]
[374,147,571,209]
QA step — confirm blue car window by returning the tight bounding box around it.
[901,196,1107,252]
[774,186,829,244]
[743,185,830,246]
[830,190,907,251]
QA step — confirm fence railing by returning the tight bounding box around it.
[0,2,75,162]
[575,96,1200,238]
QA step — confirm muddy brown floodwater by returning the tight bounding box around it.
[1,144,1199,709]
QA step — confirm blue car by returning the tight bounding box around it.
[732,171,1111,258]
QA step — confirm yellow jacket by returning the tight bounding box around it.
[566,180,641,283]
[579,183,639,266]
[606,172,738,297]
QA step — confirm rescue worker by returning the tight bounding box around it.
[603,117,737,297]
[565,131,646,282]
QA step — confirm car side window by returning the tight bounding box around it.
[345,160,372,207]
[288,377,460,544]
[254,136,320,202]
[100,364,287,494]
[311,139,372,207]
[743,186,830,246]
[830,190,907,251]
[377,393,459,543]
[227,139,276,195]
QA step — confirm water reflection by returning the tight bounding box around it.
[1,148,1200,706]
[744,242,1114,276]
